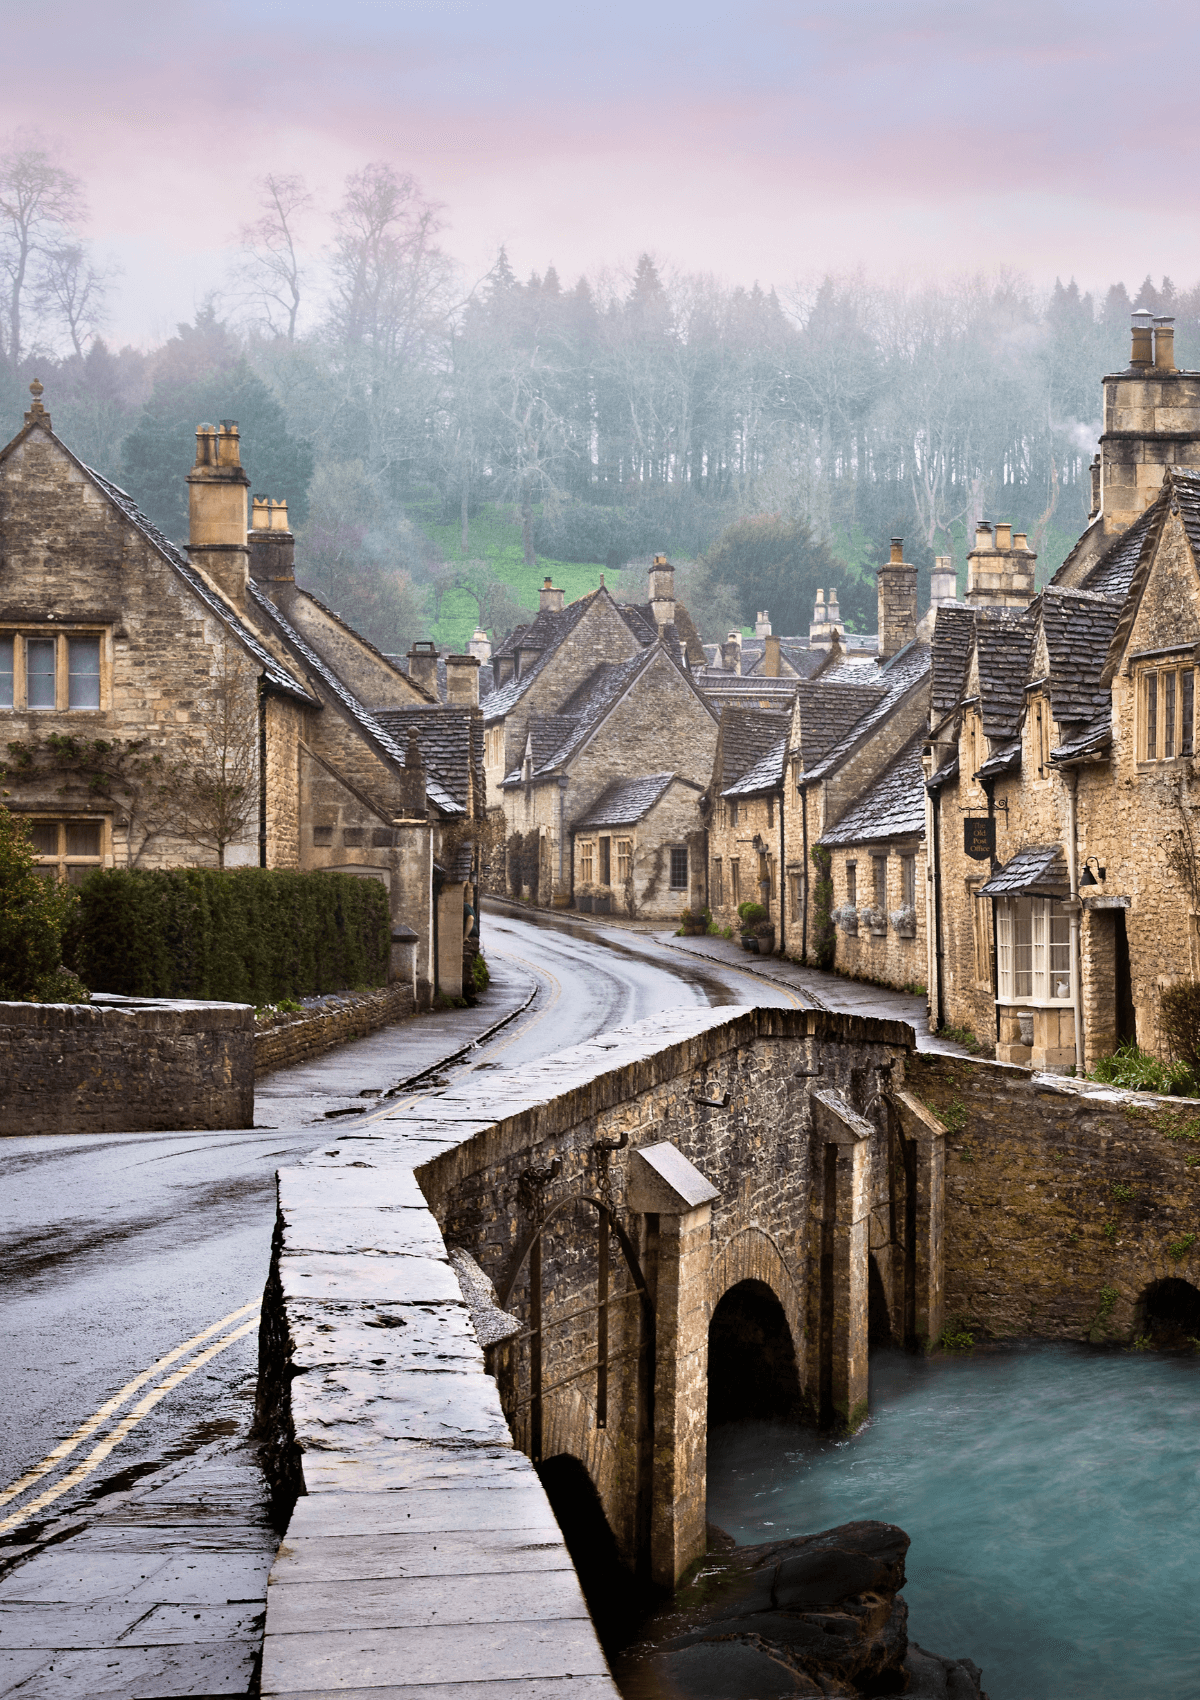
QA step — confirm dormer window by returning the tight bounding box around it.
[1139,663,1195,763]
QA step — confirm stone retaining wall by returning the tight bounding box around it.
[908,1051,1200,1342]
[253,982,416,1077]
[0,996,254,1134]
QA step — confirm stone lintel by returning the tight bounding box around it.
[810,1088,874,1146]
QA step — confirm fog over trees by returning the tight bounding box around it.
[2,135,1193,653]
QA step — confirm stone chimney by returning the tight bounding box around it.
[930,555,957,606]
[764,634,781,676]
[445,653,480,707]
[467,627,492,663]
[648,554,675,626]
[1130,307,1154,367]
[876,538,918,660]
[517,637,544,677]
[539,577,564,613]
[1155,315,1176,371]
[755,610,772,638]
[965,521,1036,609]
[188,421,250,606]
[396,726,427,818]
[406,640,440,699]
[248,495,295,605]
[721,631,742,674]
[809,586,845,649]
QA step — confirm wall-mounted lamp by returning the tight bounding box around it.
[1079,857,1106,887]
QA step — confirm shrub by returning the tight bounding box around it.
[737,902,767,930]
[1160,981,1200,1079]
[75,867,389,1002]
[809,845,835,968]
[0,803,88,1001]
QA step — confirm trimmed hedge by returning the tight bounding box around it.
[74,868,390,1002]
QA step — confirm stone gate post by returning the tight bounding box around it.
[627,1142,719,1588]
[890,1089,946,1351]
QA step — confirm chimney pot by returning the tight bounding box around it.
[890,537,904,563]
[538,578,565,613]
[1013,531,1028,551]
[995,522,1012,551]
[406,641,440,699]
[1154,315,1177,371]
[188,420,250,605]
[975,521,993,549]
[764,633,781,677]
[1131,307,1154,367]
[270,499,289,532]
[251,496,270,529]
[467,627,492,663]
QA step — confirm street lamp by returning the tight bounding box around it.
[1078,857,1106,887]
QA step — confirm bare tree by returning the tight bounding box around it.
[0,131,85,366]
[39,242,113,357]
[328,163,452,361]
[233,173,311,341]
[158,635,259,868]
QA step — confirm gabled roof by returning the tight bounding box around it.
[81,465,318,707]
[1093,473,1196,687]
[926,750,959,792]
[251,584,463,816]
[978,843,1069,897]
[481,591,605,722]
[573,771,683,828]
[1051,717,1113,764]
[977,738,1021,780]
[818,736,927,847]
[1077,501,1159,601]
[287,583,435,702]
[723,735,787,800]
[801,642,931,784]
[1039,587,1123,725]
[618,599,707,666]
[930,605,976,722]
[716,705,790,789]
[374,705,484,816]
[974,608,1036,741]
[793,677,887,769]
[696,672,798,707]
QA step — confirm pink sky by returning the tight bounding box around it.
[7,0,1198,344]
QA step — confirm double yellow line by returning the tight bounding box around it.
[0,1299,260,1537]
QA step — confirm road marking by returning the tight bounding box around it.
[0,1317,259,1537]
[0,1299,260,1510]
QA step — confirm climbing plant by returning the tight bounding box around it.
[809,845,836,969]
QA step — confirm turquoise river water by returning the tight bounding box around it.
[705,1342,1200,1700]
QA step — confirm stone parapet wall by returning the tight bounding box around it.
[0,996,254,1134]
[908,1051,1200,1343]
[253,982,416,1076]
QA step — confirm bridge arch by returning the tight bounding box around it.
[1135,1276,1200,1348]
[708,1278,803,1425]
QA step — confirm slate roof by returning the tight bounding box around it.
[723,735,787,800]
[1039,588,1124,725]
[251,585,462,816]
[619,600,707,666]
[926,751,959,792]
[481,592,602,722]
[573,772,678,827]
[978,843,1069,897]
[87,468,318,706]
[976,739,1021,780]
[1078,501,1158,600]
[801,643,931,784]
[1051,718,1113,764]
[374,706,484,816]
[930,605,976,723]
[793,678,887,769]
[697,673,798,708]
[287,583,434,700]
[975,608,1036,740]
[716,706,791,789]
[818,737,927,847]
[501,650,672,783]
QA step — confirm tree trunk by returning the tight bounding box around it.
[521,481,535,567]
[461,483,469,553]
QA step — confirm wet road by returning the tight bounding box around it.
[0,907,794,1694]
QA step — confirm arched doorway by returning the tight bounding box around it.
[537,1454,640,1657]
[1137,1278,1200,1349]
[707,1279,803,1426]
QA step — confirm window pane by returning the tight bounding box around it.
[1165,670,1177,758]
[30,822,58,855]
[68,637,101,708]
[1146,672,1158,759]
[0,636,12,708]
[27,638,56,708]
[669,845,687,889]
[618,839,633,882]
[873,857,887,909]
[1184,669,1195,758]
[902,855,916,909]
[1014,898,1033,997]
[65,821,101,856]
[1049,900,1070,994]
[66,864,99,886]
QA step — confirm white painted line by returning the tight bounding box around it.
[0,1301,259,1520]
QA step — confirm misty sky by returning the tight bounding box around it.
[8,0,1199,344]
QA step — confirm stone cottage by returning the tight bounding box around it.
[925,310,1200,1069]
[0,383,482,1003]
[570,772,706,918]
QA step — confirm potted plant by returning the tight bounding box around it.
[738,901,768,950]
[753,918,776,954]
[859,904,887,936]
[890,903,917,939]
[830,902,858,936]
[677,906,711,937]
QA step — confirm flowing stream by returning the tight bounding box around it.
[705,1342,1200,1700]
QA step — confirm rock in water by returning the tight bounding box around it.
[616,1520,988,1699]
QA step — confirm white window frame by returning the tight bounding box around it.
[995,895,1072,1005]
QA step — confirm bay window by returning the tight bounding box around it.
[995,896,1072,1003]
